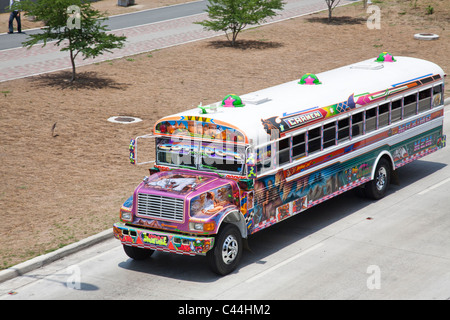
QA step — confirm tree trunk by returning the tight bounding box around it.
[69,48,76,83]
[231,27,237,47]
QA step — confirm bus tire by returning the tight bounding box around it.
[365,158,391,200]
[207,223,242,276]
[123,244,154,260]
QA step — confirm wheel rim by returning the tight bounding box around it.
[222,234,239,265]
[376,167,387,191]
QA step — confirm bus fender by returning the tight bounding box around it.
[217,207,248,239]
[371,151,395,180]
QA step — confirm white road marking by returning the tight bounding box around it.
[418,177,450,195]
[245,243,323,284]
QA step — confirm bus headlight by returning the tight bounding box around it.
[120,210,133,222]
[189,222,215,232]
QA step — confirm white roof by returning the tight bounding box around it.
[158,56,445,145]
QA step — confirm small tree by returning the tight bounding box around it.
[325,0,341,22]
[196,0,285,46]
[15,0,126,82]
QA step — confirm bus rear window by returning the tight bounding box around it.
[433,85,443,107]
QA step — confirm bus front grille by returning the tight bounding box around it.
[137,194,184,222]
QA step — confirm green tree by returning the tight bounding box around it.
[196,0,285,46]
[14,0,126,82]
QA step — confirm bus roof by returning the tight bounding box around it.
[154,55,445,145]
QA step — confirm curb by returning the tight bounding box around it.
[0,229,113,284]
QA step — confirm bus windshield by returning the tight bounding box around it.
[156,137,246,175]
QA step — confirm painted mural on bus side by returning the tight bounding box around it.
[250,160,372,233]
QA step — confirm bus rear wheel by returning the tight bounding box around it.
[207,223,242,276]
[365,158,391,200]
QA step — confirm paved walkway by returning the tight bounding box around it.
[0,0,354,83]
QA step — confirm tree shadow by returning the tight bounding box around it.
[31,71,129,90]
[207,39,284,50]
[306,16,366,25]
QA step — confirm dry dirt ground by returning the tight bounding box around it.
[0,0,449,269]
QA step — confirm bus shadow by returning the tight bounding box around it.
[117,159,446,282]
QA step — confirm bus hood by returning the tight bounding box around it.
[138,169,220,195]
[128,169,237,234]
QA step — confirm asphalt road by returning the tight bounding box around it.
[0,0,208,50]
[1,105,449,301]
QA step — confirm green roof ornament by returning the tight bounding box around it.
[375,52,396,62]
[298,73,322,85]
[221,94,245,108]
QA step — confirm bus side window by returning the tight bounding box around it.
[432,84,443,107]
[323,122,336,148]
[337,117,350,142]
[278,137,290,165]
[391,99,402,123]
[365,108,377,133]
[378,103,390,128]
[308,127,321,154]
[403,94,417,118]
[292,133,305,159]
[351,112,363,138]
[418,88,432,112]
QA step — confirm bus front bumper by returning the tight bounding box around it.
[113,222,215,256]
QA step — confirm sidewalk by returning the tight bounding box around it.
[0,0,353,83]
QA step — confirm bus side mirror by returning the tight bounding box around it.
[129,139,136,164]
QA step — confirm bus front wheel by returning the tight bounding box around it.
[207,223,243,276]
[123,244,154,260]
[365,158,391,200]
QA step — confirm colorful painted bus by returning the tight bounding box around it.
[113,54,446,275]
